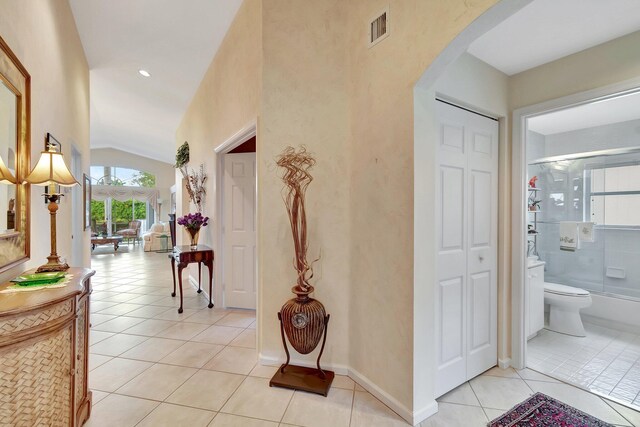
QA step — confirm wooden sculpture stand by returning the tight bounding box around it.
[269,312,334,396]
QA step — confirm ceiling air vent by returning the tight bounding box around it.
[368,6,389,48]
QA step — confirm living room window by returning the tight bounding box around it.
[90,166,157,235]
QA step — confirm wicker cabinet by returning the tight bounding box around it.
[0,268,94,427]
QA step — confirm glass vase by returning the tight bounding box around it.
[187,228,200,250]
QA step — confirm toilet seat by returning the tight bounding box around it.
[544,282,589,297]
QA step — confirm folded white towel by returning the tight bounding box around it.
[579,222,595,243]
[560,222,578,251]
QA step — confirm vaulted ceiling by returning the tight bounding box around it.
[69,0,243,163]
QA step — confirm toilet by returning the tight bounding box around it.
[543,282,592,337]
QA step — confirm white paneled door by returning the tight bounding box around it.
[223,153,257,309]
[435,100,498,397]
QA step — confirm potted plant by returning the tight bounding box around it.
[175,142,207,213]
[529,200,541,211]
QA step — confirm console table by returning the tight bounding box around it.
[170,245,214,313]
[91,235,123,251]
[0,268,95,426]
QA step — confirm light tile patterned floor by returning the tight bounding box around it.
[528,323,640,408]
[86,246,640,426]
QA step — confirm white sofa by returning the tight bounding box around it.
[142,222,171,252]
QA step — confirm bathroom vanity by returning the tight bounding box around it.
[527,260,545,338]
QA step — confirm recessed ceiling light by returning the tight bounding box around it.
[138,69,151,77]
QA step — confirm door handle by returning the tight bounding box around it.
[479,255,484,262]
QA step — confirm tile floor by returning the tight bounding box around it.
[528,322,640,408]
[87,246,640,426]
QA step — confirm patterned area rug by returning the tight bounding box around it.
[488,393,614,427]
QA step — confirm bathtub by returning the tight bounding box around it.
[543,274,640,329]
[580,293,640,330]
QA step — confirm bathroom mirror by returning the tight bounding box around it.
[0,36,30,272]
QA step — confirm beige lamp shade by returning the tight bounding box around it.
[0,154,16,184]
[25,150,78,187]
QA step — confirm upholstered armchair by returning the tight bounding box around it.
[120,220,142,245]
[142,222,171,252]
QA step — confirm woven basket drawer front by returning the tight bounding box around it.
[0,325,72,426]
[0,300,73,336]
[74,298,87,410]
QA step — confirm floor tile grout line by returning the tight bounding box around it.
[348,386,356,427]
[529,326,640,407]
[467,378,495,421]
[278,387,296,425]
[91,249,368,426]
[600,396,637,427]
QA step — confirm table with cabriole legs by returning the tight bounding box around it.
[170,245,214,313]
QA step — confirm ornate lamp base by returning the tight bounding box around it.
[36,255,70,273]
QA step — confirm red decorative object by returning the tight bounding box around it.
[529,175,538,188]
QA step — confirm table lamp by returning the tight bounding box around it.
[25,133,79,272]
[0,154,16,184]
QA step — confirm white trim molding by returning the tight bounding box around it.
[511,77,640,370]
[214,121,257,154]
[348,367,412,423]
[498,358,512,369]
[214,120,258,309]
[258,353,349,376]
[258,353,436,426]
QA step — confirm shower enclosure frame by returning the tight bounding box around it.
[510,77,640,371]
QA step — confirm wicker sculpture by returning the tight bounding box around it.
[270,146,334,396]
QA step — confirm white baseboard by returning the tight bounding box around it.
[411,400,439,426]
[348,367,432,426]
[258,355,436,425]
[258,353,349,375]
[498,357,512,369]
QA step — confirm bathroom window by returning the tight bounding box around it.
[588,164,640,226]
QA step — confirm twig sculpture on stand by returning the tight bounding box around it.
[278,146,316,294]
[269,146,334,396]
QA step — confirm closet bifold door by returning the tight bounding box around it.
[435,100,498,397]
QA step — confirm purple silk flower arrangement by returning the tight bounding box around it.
[177,212,209,230]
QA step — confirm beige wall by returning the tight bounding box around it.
[0,0,90,281]
[175,0,261,289]
[259,0,351,370]
[347,0,498,413]
[509,30,640,110]
[90,148,175,218]
[179,0,500,419]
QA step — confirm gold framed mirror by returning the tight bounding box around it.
[0,36,30,272]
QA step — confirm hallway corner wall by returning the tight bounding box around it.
[347,0,500,421]
[174,0,262,323]
[258,0,352,373]
[0,0,90,279]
